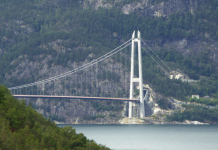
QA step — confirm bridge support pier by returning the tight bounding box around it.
[129,31,145,119]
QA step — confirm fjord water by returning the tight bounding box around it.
[58,124,218,150]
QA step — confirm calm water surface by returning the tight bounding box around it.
[58,124,218,150]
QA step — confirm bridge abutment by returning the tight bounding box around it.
[126,89,152,118]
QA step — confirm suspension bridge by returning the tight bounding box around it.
[8,31,171,118]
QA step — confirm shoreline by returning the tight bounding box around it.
[55,120,214,125]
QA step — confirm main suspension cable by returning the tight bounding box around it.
[141,46,168,74]
[9,40,132,90]
[142,40,172,72]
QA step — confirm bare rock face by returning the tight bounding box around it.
[143,35,218,62]
[0,48,2,55]
[123,0,201,17]
[13,20,35,35]
[83,0,113,10]
[25,98,124,124]
[144,0,196,17]
[84,0,200,18]
[121,0,149,15]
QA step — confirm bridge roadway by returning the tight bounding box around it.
[13,95,138,102]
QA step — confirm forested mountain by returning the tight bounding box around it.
[0,0,218,123]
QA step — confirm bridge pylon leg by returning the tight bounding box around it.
[129,31,145,119]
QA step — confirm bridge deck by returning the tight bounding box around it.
[13,95,138,101]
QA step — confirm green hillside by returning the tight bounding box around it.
[0,84,109,149]
[0,0,218,100]
[167,104,218,123]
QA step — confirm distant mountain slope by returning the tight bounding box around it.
[0,0,218,122]
[1,0,218,97]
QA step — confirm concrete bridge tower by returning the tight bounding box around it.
[129,31,145,118]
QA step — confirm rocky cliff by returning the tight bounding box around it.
[83,0,218,61]
[84,0,198,17]
[25,97,125,124]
